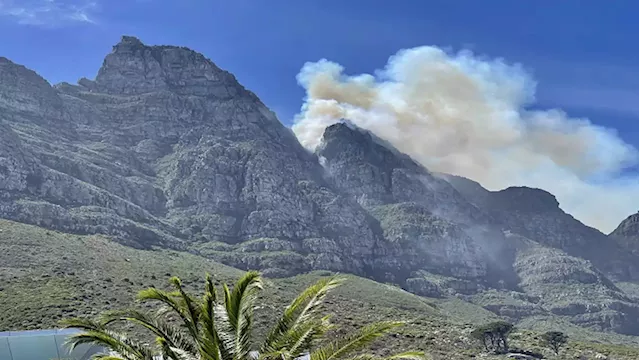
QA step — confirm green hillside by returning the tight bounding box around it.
[0,219,637,359]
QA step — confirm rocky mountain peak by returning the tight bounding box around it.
[0,56,65,126]
[0,57,57,101]
[319,121,373,152]
[490,186,560,213]
[607,212,639,262]
[116,35,145,49]
[610,212,639,237]
[94,36,249,98]
[319,121,418,169]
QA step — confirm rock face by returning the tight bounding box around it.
[443,175,637,282]
[512,236,638,335]
[0,37,380,274]
[609,213,639,258]
[316,122,516,289]
[0,36,637,336]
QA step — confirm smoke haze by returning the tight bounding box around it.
[291,46,638,233]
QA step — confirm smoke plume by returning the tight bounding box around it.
[291,46,638,233]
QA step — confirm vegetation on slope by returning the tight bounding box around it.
[0,220,637,359]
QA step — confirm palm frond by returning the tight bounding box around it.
[258,349,292,360]
[198,273,227,360]
[65,328,155,360]
[101,309,198,355]
[261,276,343,353]
[284,315,333,356]
[91,355,127,360]
[310,321,405,360]
[346,351,428,360]
[137,286,198,339]
[60,317,106,331]
[213,303,236,360]
[386,351,428,360]
[158,337,201,360]
[223,270,263,360]
[170,277,202,336]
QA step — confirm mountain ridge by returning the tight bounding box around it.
[0,35,637,337]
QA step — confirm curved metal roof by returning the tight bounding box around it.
[0,328,105,360]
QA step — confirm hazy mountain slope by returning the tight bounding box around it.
[315,122,638,335]
[316,122,517,290]
[443,174,637,282]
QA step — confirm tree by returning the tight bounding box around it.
[61,271,426,360]
[470,321,513,354]
[541,331,568,355]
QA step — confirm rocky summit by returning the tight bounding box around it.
[0,36,637,336]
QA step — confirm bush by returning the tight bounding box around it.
[542,331,568,355]
[471,321,514,354]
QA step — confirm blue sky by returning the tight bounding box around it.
[1,0,637,150]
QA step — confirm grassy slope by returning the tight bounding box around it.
[0,219,637,359]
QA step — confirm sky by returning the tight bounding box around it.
[0,0,638,230]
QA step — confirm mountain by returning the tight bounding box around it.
[0,36,381,278]
[443,175,637,282]
[316,122,638,335]
[0,36,637,338]
[609,212,639,257]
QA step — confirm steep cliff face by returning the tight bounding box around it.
[512,237,638,335]
[316,122,516,289]
[0,36,637,336]
[0,36,381,275]
[443,174,637,282]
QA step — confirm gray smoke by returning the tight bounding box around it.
[291,46,638,233]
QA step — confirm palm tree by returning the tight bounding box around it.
[61,271,426,360]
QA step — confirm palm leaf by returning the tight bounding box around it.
[137,287,192,328]
[345,351,428,360]
[223,270,263,360]
[65,328,155,360]
[310,321,404,360]
[213,303,236,360]
[169,277,202,337]
[386,351,428,360]
[283,315,333,356]
[158,337,200,360]
[91,356,127,360]
[198,273,230,360]
[261,276,344,353]
[101,309,198,355]
[60,317,108,331]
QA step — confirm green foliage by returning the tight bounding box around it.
[542,331,568,355]
[2,220,638,359]
[471,321,513,354]
[61,271,426,360]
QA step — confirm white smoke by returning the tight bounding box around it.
[291,46,638,233]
